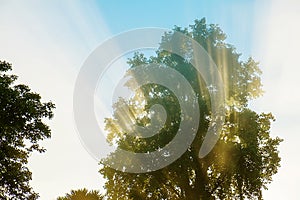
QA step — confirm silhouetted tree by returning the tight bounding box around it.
[0,61,55,199]
[57,188,104,200]
[100,18,282,199]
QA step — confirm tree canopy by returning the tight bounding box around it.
[57,188,104,200]
[99,18,282,199]
[0,61,55,199]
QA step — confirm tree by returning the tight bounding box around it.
[99,18,282,199]
[0,61,55,199]
[57,188,104,200]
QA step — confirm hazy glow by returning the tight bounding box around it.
[252,0,300,199]
[0,1,111,198]
[0,0,299,199]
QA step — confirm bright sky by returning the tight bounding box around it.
[0,0,299,199]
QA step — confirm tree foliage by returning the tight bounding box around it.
[57,188,104,200]
[99,18,282,199]
[0,61,55,199]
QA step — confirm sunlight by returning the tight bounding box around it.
[1,0,295,199]
[252,0,300,199]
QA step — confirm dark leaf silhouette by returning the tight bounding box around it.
[0,61,55,199]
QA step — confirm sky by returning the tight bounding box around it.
[0,0,299,199]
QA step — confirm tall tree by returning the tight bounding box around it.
[57,188,104,200]
[100,18,282,199]
[0,61,55,199]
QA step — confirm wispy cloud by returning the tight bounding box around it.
[0,1,111,198]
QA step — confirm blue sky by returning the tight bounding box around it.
[1,0,300,199]
[97,0,257,57]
